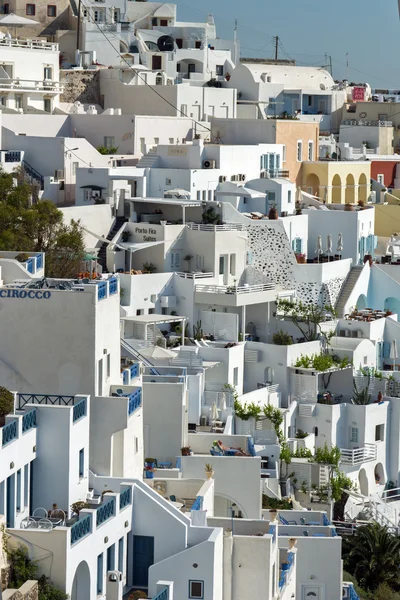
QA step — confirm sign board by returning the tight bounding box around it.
[0,289,51,299]
[133,226,159,242]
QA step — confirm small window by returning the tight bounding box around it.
[135,437,139,453]
[229,254,236,276]
[180,104,187,115]
[97,554,103,595]
[44,98,51,113]
[195,41,201,49]
[219,256,224,275]
[136,309,144,316]
[148,308,155,314]
[107,353,110,378]
[363,356,368,365]
[150,294,157,303]
[47,4,56,16]
[308,141,314,161]
[202,190,206,201]
[169,138,174,144]
[288,190,292,203]
[216,65,224,76]
[350,427,358,443]
[26,3,35,15]
[246,251,253,265]
[72,162,79,176]
[375,424,384,441]
[104,136,115,148]
[154,137,159,145]
[160,19,168,26]
[79,448,84,478]
[377,174,384,185]
[196,191,201,201]
[189,581,204,599]
[43,66,53,80]
[176,38,183,49]
[314,426,318,437]
[297,141,303,162]
[233,367,239,386]
[15,95,23,110]
[3,3,9,13]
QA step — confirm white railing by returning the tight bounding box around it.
[175,272,214,280]
[381,486,400,503]
[340,443,377,465]
[0,38,59,51]
[195,283,276,295]
[0,78,63,92]
[186,223,247,232]
[342,119,393,127]
[204,390,234,408]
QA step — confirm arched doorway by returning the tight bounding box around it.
[356,294,368,310]
[214,495,246,518]
[359,468,368,496]
[345,174,355,204]
[374,463,385,486]
[71,561,90,600]
[385,297,400,315]
[331,174,342,204]
[358,173,368,202]
[305,174,320,197]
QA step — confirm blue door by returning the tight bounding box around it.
[133,536,154,587]
[6,475,15,528]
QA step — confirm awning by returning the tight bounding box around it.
[129,197,201,207]
[80,185,106,190]
[118,241,164,252]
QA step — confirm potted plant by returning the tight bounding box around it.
[181,446,191,456]
[205,463,214,479]
[344,203,354,211]
[281,560,291,571]
[183,254,193,272]
[15,252,30,263]
[288,538,297,549]
[143,262,156,274]
[144,464,155,479]
[295,252,306,264]
[0,387,14,427]
[225,72,231,81]
[295,480,309,503]
[268,206,278,220]
[121,230,131,242]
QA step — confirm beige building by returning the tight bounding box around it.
[0,0,71,36]
[302,160,371,204]
[343,101,400,152]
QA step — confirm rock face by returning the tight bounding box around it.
[60,69,101,105]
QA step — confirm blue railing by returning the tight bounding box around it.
[97,281,107,301]
[2,420,18,447]
[123,370,129,385]
[191,496,203,511]
[4,151,21,163]
[152,588,169,600]
[71,514,92,545]
[109,277,118,295]
[343,583,360,600]
[130,363,139,380]
[128,389,141,415]
[26,258,34,274]
[96,496,116,526]
[22,409,37,433]
[36,253,43,270]
[323,514,331,526]
[119,487,132,510]
[73,398,86,423]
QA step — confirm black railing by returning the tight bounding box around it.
[17,394,76,409]
[3,151,21,163]
[22,160,44,190]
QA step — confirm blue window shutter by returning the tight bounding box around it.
[296,238,302,253]
[383,342,390,358]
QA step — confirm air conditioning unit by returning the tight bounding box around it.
[55,169,64,180]
[219,175,227,183]
[260,171,270,179]
[203,159,216,169]
[240,174,246,181]
[231,174,239,182]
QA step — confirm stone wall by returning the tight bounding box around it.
[3,580,38,600]
[60,69,101,105]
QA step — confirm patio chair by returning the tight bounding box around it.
[300,517,320,526]
[210,448,223,456]
[279,515,297,525]
[303,530,309,536]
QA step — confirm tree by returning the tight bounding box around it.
[311,443,354,518]
[343,523,400,592]
[0,387,14,423]
[0,168,85,278]
[275,299,336,342]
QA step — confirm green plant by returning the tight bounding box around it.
[71,501,89,515]
[174,324,182,335]
[234,399,261,421]
[300,480,308,493]
[8,547,68,600]
[295,429,308,439]
[262,494,292,510]
[272,330,293,345]
[202,206,221,225]
[15,252,29,263]
[97,145,119,155]
[183,254,193,271]
[193,320,203,340]
[238,332,243,342]
[294,353,351,372]
[0,387,14,420]
[205,463,213,472]
[142,262,156,273]
[353,374,372,405]
[128,591,148,600]
[275,299,336,343]
[312,484,329,503]
[291,447,313,458]
[121,230,131,242]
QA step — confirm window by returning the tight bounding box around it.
[118,538,124,573]
[15,95,23,110]
[136,309,144,316]
[47,4,56,16]
[72,162,79,176]
[216,65,223,76]
[97,554,103,595]
[154,137,159,145]
[176,62,181,72]
[375,424,384,441]
[26,3,35,15]
[196,191,201,201]
[363,355,368,365]
[233,367,238,386]
[297,141,303,162]
[195,41,201,49]
[113,9,119,22]
[104,136,115,148]
[202,190,206,201]
[229,254,236,275]
[246,251,253,265]
[4,3,9,13]
[79,449,84,478]
[208,190,213,201]
[314,426,318,437]
[176,39,183,49]
[0,96,6,107]
[148,308,155,314]
[107,544,115,571]
[43,66,53,80]
[180,104,187,115]
[169,138,174,144]
[308,141,314,161]
[150,294,157,303]
[350,427,358,443]
[43,98,51,113]
[135,437,139,454]
[16,470,21,512]
[377,174,384,185]
[160,19,168,26]
[24,464,29,507]
[288,190,292,203]
[189,581,204,599]
[219,256,224,275]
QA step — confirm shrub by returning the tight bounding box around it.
[0,387,14,420]
[129,591,148,599]
[15,253,29,263]
[272,330,292,345]
[97,145,119,155]
[70,501,89,515]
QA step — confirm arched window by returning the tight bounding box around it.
[155,73,163,86]
[314,426,318,437]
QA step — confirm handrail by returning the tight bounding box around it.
[195,283,275,294]
[0,38,59,51]
[175,271,214,279]
[186,223,247,231]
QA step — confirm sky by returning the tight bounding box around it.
[175,0,400,90]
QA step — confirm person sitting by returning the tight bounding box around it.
[214,440,249,456]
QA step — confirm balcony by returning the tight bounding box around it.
[340,443,377,466]
[0,78,63,94]
[266,169,290,178]
[195,282,277,307]
[186,223,246,232]
[342,119,393,127]
[0,38,58,51]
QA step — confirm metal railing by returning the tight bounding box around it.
[97,281,107,300]
[22,409,37,433]
[195,282,275,295]
[268,169,290,178]
[128,389,141,415]
[186,223,247,232]
[340,443,377,465]
[119,487,132,509]
[2,151,21,163]
[0,38,59,51]
[72,398,87,423]
[175,271,214,279]
[381,486,400,502]
[152,588,169,600]
[108,277,118,295]
[0,78,63,92]
[22,160,44,190]
[17,394,79,409]
[2,420,18,446]
[71,514,92,545]
[96,496,116,526]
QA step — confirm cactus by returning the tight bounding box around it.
[352,374,371,405]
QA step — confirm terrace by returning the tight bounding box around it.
[195,282,277,307]
[0,38,59,51]
[148,477,213,514]
[3,276,119,303]
[344,308,390,321]
[16,393,88,423]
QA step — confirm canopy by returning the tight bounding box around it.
[0,13,38,25]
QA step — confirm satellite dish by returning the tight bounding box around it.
[157,35,175,52]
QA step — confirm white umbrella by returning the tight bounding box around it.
[0,13,39,36]
[322,187,328,204]
[390,339,398,371]
[315,235,323,262]
[220,394,227,411]
[337,233,344,258]
[326,234,333,256]
[211,401,220,422]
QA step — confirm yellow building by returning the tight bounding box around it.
[301,161,371,204]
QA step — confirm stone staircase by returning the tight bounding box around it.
[335,266,364,317]
[98,216,126,273]
[136,148,160,168]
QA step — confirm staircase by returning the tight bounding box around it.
[136,148,159,169]
[335,266,364,317]
[22,160,44,192]
[97,216,126,273]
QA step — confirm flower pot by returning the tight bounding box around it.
[269,509,278,522]
[145,470,154,479]
[281,562,290,571]
[344,204,354,211]
[205,470,214,480]
[363,254,373,267]
[288,538,297,549]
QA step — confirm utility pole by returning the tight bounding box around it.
[233,19,238,65]
[329,55,333,77]
[275,36,279,61]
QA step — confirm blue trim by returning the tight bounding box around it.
[119,487,132,509]
[2,420,18,446]
[97,552,103,594]
[22,409,36,433]
[73,398,86,423]
[191,496,203,511]
[97,281,107,301]
[123,370,129,385]
[71,514,92,545]
[130,363,139,380]
[36,253,43,270]
[109,277,118,295]
[153,588,169,600]
[96,496,116,526]
[128,389,141,415]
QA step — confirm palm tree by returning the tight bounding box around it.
[343,522,400,592]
